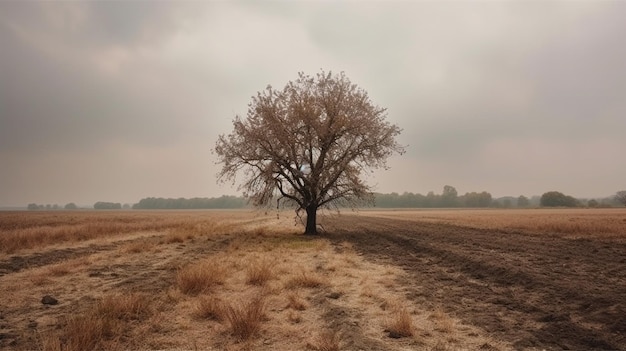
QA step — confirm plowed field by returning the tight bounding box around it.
[325,211,626,350]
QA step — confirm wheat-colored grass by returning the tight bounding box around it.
[1,210,515,351]
[246,259,275,286]
[286,292,308,311]
[386,307,415,338]
[40,292,152,351]
[177,259,228,295]
[362,208,626,239]
[195,295,225,321]
[224,296,267,340]
[308,330,341,351]
[285,271,327,289]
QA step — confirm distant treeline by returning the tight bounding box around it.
[374,187,498,208]
[25,187,623,210]
[132,196,246,209]
[373,187,620,208]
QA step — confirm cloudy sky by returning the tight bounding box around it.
[1,1,625,207]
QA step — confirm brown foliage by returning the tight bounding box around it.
[215,71,404,233]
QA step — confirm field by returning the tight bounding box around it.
[0,209,624,350]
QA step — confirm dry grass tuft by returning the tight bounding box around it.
[386,308,414,338]
[285,271,326,289]
[429,307,455,334]
[45,257,91,277]
[165,229,188,243]
[177,259,228,295]
[41,293,152,351]
[41,313,113,351]
[246,260,275,286]
[95,293,152,321]
[224,297,266,340]
[308,330,341,351]
[195,295,225,321]
[286,292,308,311]
[122,239,155,253]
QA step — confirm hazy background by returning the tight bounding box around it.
[1,1,625,207]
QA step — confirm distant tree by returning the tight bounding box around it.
[215,71,404,234]
[64,203,78,210]
[540,191,579,207]
[441,185,458,207]
[132,196,246,209]
[460,191,492,208]
[27,203,40,210]
[94,202,122,210]
[424,191,438,208]
[615,191,626,206]
[587,199,599,208]
[517,195,530,208]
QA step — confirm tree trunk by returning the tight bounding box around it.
[304,205,317,235]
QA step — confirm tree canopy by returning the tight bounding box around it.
[615,191,626,206]
[540,191,579,207]
[215,71,404,234]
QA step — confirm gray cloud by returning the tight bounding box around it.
[1,1,625,206]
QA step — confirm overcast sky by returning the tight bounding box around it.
[1,1,625,207]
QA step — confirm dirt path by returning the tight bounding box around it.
[325,215,626,350]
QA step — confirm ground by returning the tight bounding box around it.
[325,210,626,350]
[0,209,624,350]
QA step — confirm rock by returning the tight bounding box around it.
[41,295,58,305]
[327,292,342,299]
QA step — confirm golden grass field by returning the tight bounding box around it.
[1,208,624,350]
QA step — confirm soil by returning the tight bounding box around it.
[325,215,626,350]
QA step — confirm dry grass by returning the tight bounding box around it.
[429,308,455,334]
[224,297,267,340]
[195,295,225,321]
[386,308,414,338]
[363,208,626,238]
[0,211,247,254]
[164,228,191,243]
[246,259,275,286]
[286,292,308,311]
[1,210,515,351]
[41,292,152,351]
[177,259,228,295]
[308,330,341,351]
[40,257,91,277]
[94,293,152,321]
[121,239,155,253]
[285,271,326,289]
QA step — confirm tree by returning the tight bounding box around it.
[540,191,579,207]
[441,185,458,207]
[94,202,122,210]
[615,191,626,206]
[215,71,404,234]
[517,195,530,208]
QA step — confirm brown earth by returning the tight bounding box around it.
[1,210,624,350]
[325,214,626,350]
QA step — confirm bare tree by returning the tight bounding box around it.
[215,71,404,234]
[615,191,626,206]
